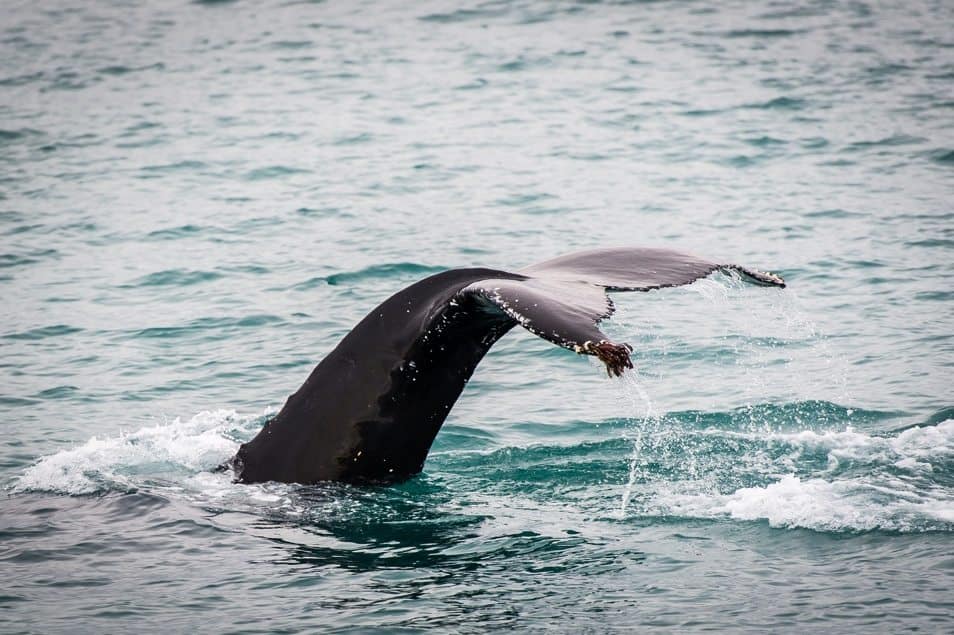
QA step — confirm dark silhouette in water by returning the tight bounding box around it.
[229,247,784,485]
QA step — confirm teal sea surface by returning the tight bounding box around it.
[2,0,952,632]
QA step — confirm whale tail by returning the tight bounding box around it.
[231,247,786,485]
[463,247,785,376]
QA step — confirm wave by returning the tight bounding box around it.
[292,262,447,290]
[11,405,953,533]
[3,324,83,340]
[14,410,249,496]
[929,149,954,165]
[122,268,224,288]
[648,419,953,533]
[662,473,953,533]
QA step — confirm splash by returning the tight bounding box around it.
[624,415,954,532]
[12,410,358,521]
[617,370,658,518]
[658,416,954,532]
[607,276,954,532]
[15,410,251,495]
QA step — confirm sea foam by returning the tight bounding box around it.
[15,410,249,495]
[657,419,954,532]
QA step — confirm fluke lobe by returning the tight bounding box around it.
[228,247,785,485]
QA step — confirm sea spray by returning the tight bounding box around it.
[617,369,660,518]
[608,274,866,525]
[15,410,254,495]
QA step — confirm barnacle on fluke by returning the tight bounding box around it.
[586,340,635,377]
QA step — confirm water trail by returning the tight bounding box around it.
[688,273,854,429]
[617,369,658,518]
[602,276,954,533]
[611,273,857,520]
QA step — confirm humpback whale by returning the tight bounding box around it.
[229,247,784,485]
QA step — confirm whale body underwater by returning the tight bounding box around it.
[227,247,785,486]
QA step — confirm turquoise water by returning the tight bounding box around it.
[2,0,953,631]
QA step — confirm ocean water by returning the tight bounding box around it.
[2,0,952,631]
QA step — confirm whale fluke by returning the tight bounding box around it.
[229,247,784,485]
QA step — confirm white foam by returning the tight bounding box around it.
[721,476,947,531]
[660,475,954,532]
[700,418,953,469]
[654,420,954,532]
[15,410,248,495]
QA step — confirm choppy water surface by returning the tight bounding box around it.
[2,0,952,632]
